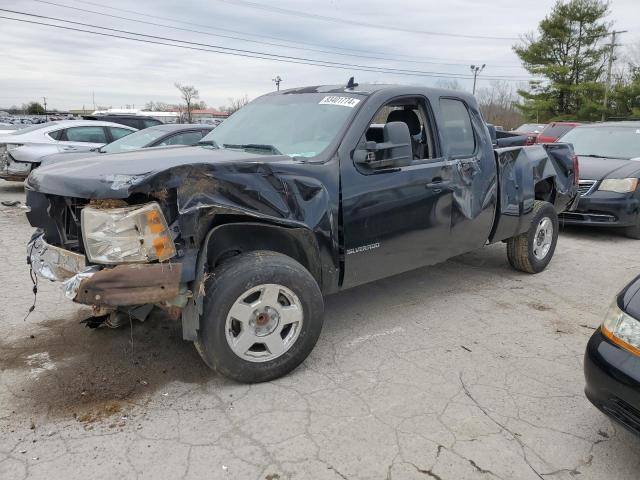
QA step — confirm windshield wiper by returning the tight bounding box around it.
[579,154,628,160]
[223,143,282,155]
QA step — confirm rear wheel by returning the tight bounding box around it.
[195,251,324,383]
[506,200,559,274]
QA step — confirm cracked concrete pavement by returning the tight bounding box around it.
[1,181,639,480]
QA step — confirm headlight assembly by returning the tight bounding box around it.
[598,178,639,193]
[602,300,640,357]
[81,202,176,264]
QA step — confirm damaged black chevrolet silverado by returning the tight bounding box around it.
[25,83,579,382]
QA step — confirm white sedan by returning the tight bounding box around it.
[0,120,137,181]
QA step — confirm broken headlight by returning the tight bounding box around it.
[81,202,176,264]
[602,300,640,357]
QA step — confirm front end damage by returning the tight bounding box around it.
[28,235,183,307]
[23,146,335,332]
[26,193,192,322]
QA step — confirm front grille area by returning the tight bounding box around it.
[578,180,597,196]
[47,196,89,252]
[560,211,617,223]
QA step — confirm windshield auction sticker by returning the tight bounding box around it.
[319,96,361,107]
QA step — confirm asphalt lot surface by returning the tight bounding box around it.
[1,181,639,480]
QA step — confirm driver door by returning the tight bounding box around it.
[339,96,454,288]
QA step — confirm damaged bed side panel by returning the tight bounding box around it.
[489,143,577,243]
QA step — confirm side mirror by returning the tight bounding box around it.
[355,121,412,169]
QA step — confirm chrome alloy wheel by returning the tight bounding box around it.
[225,284,304,362]
[533,217,553,260]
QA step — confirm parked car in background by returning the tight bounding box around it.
[83,114,163,130]
[536,122,581,143]
[585,273,640,437]
[512,123,547,145]
[0,120,136,181]
[559,122,640,238]
[40,124,215,167]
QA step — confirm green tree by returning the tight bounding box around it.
[514,0,611,121]
[25,101,45,115]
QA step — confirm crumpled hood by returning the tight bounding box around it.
[26,146,293,198]
[578,156,640,180]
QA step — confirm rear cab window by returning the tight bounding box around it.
[439,98,476,157]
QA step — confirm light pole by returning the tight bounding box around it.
[602,30,627,121]
[42,96,47,121]
[470,64,485,95]
[272,76,282,91]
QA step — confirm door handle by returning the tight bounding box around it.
[426,177,448,187]
[425,178,449,193]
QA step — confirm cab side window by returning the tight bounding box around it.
[359,97,437,171]
[439,98,476,157]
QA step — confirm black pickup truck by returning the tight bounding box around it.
[25,82,579,382]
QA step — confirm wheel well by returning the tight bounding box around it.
[203,221,322,287]
[534,178,556,203]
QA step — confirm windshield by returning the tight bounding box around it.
[101,127,167,153]
[200,93,362,158]
[561,125,640,159]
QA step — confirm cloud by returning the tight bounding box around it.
[0,0,637,109]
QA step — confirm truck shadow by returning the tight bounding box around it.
[0,310,213,424]
[0,244,527,424]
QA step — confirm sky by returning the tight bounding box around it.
[0,0,638,111]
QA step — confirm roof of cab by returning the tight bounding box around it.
[271,83,477,103]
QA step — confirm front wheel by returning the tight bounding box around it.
[506,200,559,274]
[195,251,324,383]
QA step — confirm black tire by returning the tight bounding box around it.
[506,200,559,274]
[624,220,640,239]
[195,251,324,383]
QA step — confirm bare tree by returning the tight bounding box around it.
[224,95,250,115]
[174,83,200,123]
[476,81,524,129]
[144,101,176,112]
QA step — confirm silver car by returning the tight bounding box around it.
[0,120,137,181]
